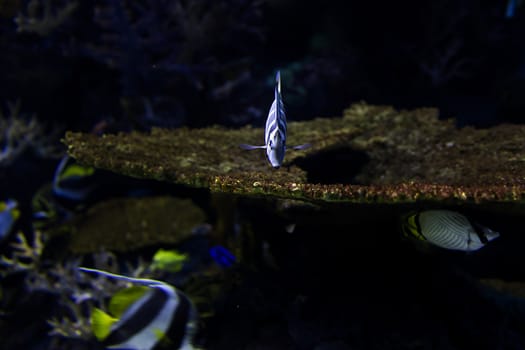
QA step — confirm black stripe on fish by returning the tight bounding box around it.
[103,287,169,346]
[161,290,194,349]
[414,212,426,241]
[268,122,278,140]
[277,114,286,132]
[467,218,489,244]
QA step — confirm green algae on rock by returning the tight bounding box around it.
[58,196,207,253]
[64,102,525,205]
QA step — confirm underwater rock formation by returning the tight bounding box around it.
[56,196,207,253]
[64,102,525,206]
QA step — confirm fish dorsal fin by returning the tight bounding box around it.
[275,70,281,95]
[91,307,118,341]
[59,163,95,181]
[54,156,95,186]
[109,285,150,318]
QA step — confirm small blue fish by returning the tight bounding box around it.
[240,71,310,168]
[209,245,236,268]
[79,267,200,350]
[0,199,19,242]
[506,0,523,18]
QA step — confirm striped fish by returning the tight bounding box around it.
[79,267,199,350]
[401,210,500,252]
[240,71,310,168]
[52,155,97,202]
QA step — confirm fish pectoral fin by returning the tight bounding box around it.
[109,286,149,318]
[289,143,312,150]
[239,144,266,150]
[91,307,118,341]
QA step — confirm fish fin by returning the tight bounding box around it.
[275,70,282,95]
[289,143,312,151]
[239,144,266,150]
[108,286,149,318]
[59,163,95,181]
[91,307,118,341]
[78,267,164,286]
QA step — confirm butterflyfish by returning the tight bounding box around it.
[401,210,500,252]
[240,70,310,168]
[79,267,199,350]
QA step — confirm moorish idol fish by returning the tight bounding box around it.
[401,210,500,252]
[79,267,200,350]
[0,199,19,242]
[240,71,310,168]
[52,155,96,202]
[32,156,98,229]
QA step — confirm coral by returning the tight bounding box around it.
[14,0,78,36]
[0,100,63,166]
[0,231,43,272]
[64,102,525,206]
[0,232,145,343]
[47,196,209,254]
[79,0,265,125]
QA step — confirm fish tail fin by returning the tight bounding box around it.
[239,144,266,150]
[91,307,118,341]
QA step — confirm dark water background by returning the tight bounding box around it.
[1,0,525,349]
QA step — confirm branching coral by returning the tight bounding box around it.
[83,0,263,93]
[0,100,63,166]
[0,233,128,341]
[0,231,43,271]
[14,0,78,36]
[79,0,265,126]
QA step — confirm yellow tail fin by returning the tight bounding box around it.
[91,307,118,341]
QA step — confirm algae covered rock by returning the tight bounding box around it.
[60,196,207,253]
[64,102,525,205]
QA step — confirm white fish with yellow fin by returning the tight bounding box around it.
[79,267,200,350]
[240,70,310,168]
[401,210,500,252]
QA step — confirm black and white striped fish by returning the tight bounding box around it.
[401,210,500,252]
[79,267,199,350]
[240,71,310,168]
